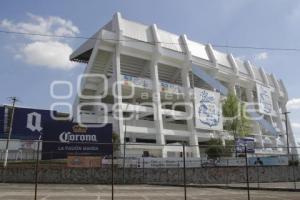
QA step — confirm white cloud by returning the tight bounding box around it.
[0,13,79,41]
[0,13,79,70]
[20,41,77,70]
[292,122,300,129]
[291,122,300,145]
[236,55,247,60]
[287,98,300,110]
[254,52,268,60]
[286,3,300,26]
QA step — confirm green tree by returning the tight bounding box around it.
[112,132,120,152]
[222,93,252,138]
[205,139,233,159]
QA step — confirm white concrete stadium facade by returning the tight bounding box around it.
[70,12,297,158]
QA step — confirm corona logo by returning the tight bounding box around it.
[59,131,97,143]
[72,125,87,133]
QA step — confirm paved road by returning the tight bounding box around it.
[0,183,300,200]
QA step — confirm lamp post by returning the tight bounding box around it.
[282,111,290,155]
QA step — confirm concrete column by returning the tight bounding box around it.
[205,43,217,68]
[150,24,166,157]
[150,59,165,145]
[221,135,226,146]
[270,74,281,95]
[271,75,285,150]
[181,66,200,158]
[245,88,264,148]
[112,45,125,146]
[228,82,237,95]
[131,95,137,123]
[245,61,256,80]
[259,67,270,86]
[181,34,200,158]
[131,135,136,143]
[228,54,239,76]
[150,58,167,158]
[272,95,285,147]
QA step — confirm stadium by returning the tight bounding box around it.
[68,12,297,158]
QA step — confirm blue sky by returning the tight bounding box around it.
[1,0,300,141]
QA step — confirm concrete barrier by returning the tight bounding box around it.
[0,166,299,184]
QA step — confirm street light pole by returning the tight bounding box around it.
[3,97,18,168]
[283,111,291,155]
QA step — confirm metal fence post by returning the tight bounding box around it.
[177,160,180,185]
[226,159,229,187]
[2,158,7,183]
[34,139,41,200]
[183,144,187,200]
[111,143,114,200]
[200,157,202,168]
[245,146,250,200]
[255,155,260,189]
[122,143,126,184]
[292,153,297,190]
[142,157,145,184]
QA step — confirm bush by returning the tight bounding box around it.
[206,146,223,159]
[288,160,299,166]
[205,139,233,159]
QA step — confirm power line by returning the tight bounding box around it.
[1,29,300,52]
[212,44,300,52]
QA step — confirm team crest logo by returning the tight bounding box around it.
[258,85,272,114]
[198,90,220,127]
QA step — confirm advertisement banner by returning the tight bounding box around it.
[194,88,222,130]
[123,75,152,89]
[42,121,112,160]
[0,106,4,135]
[160,81,182,94]
[235,137,255,153]
[123,75,183,94]
[256,84,273,115]
[10,107,56,140]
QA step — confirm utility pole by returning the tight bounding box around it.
[3,96,18,168]
[282,111,291,155]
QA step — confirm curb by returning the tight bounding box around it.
[148,183,300,192]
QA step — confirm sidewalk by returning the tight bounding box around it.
[192,182,300,191]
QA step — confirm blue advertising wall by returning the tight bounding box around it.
[42,121,112,160]
[0,106,4,135]
[9,107,56,140]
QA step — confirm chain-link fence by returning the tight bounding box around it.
[0,140,299,200]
